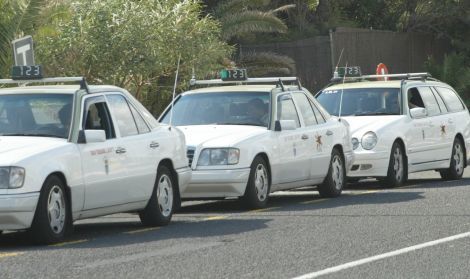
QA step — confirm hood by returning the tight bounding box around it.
[0,136,68,165]
[342,115,405,136]
[178,125,267,148]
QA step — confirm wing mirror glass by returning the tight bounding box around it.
[78,130,106,143]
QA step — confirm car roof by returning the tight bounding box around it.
[324,80,448,91]
[0,85,124,94]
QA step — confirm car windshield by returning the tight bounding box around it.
[316,88,401,116]
[0,94,73,138]
[160,92,270,127]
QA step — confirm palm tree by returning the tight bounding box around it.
[211,0,297,76]
[0,0,46,77]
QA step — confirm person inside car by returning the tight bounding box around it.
[246,98,269,126]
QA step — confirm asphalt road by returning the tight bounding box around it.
[1,170,470,279]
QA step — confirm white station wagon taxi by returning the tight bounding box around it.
[316,71,470,187]
[160,72,354,208]
[0,71,190,243]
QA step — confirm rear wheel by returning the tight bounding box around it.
[381,142,406,188]
[139,165,176,226]
[318,148,345,198]
[440,138,465,180]
[31,176,70,244]
[242,156,270,209]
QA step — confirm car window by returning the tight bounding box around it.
[277,94,300,128]
[83,97,115,139]
[293,92,317,126]
[128,103,150,134]
[435,87,465,112]
[310,99,326,124]
[407,88,425,109]
[107,94,139,137]
[417,87,440,116]
[430,87,448,113]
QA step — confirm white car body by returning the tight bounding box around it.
[0,85,190,231]
[160,85,354,199]
[317,80,470,178]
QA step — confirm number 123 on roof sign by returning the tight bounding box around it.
[220,69,247,81]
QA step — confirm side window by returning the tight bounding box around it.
[83,97,115,139]
[128,103,150,133]
[407,88,425,109]
[293,92,317,126]
[431,87,448,113]
[309,99,326,124]
[107,94,139,137]
[277,94,300,128]
[436,87,465,112]
[417,87,440,116]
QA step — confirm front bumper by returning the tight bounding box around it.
[347,150,390,177]
[181,168,251,199]
[0,192,40,230]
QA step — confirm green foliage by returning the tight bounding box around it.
[238,51,296,77]
[425,53,470,103]
[35,0,232,114]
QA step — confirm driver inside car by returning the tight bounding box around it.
[246,98,269,126]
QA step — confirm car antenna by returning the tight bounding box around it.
[168,54,181,131]
[338,61,348,122]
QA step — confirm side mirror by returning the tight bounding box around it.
[78,130,106,143]
[274,120,297,131]
[410,107,427,119]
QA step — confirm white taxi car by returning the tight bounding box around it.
[159,74,353,208]
[0,74,190,243]
[316,72,470,187]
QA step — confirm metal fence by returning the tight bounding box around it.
[240,27,451,93]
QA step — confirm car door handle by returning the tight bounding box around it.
[326,130,334,136]
[115,147,126,154]
[149,142,160,149]
[301,134,309,140]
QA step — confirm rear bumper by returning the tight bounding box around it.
[347,150,389,177]
[0,192,39,230]
[181,168,250,199]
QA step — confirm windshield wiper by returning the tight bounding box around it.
[354,112,398,116]
[0,133,66,138]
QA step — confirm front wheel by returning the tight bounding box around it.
[381,142,406,188]
[242,156,270,209]
[318,148,345,198]
[440,138,465,180]
[31,176,70,244]
[139,165,176,226]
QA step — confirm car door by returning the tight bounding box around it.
[78,95,129,210]
[105,94,157,203]
[274,93,309,184]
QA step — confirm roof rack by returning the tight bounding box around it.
[0,77,90,93]
[331,72,433,83]
[189,77,302,91]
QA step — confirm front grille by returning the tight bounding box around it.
[187,147,195,167]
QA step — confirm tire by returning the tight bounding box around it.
[139,165,176,226]
[381,142,407,188]
[440,138,465,180]
[318,148,345,198]
[30,175,70,244]
[242,156,270,209]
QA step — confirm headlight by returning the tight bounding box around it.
[0,167,25,189]
[361,132,378,150]
[197,148,240,166]
[351,137,359,150]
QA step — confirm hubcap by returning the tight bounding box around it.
[157,174,173,217]
[454,142,464,175]
[393,146,404,182]
[254,164,269,201]
[331,155,344,190]
[47,185,66,234]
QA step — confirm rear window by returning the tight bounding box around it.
[435,87,465,112]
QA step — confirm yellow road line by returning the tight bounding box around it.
[49,239,89,247]
[0,252,22,259]
[124,227,159,235]
[248,206,281,213]
[301,199,327,205]
[203,215,228,221]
